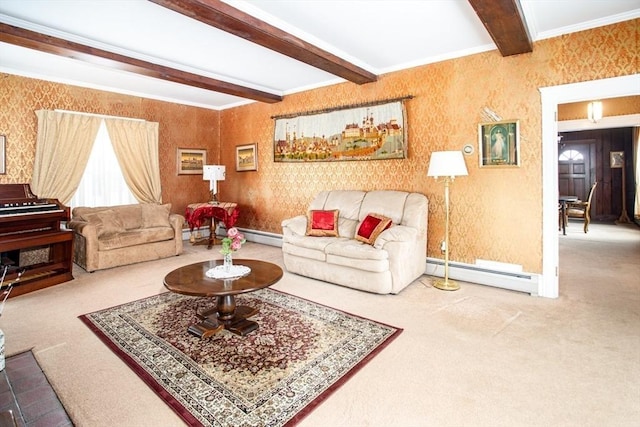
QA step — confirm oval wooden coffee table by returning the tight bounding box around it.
[163,259,283,338]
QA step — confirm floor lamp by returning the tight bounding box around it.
[203,165,225,203]
[427,151,468,291]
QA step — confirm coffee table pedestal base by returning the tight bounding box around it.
[188,297,259,338]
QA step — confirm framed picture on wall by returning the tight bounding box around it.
[478,120,520,167]
[177,148,206,175]
[236,143,258,171]
[610,151,624,168]
[0,135,5,175]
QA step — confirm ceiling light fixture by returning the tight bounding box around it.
[587,101,603,123]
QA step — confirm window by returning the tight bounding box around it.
[558,149,584,161]
[69,120,137,209]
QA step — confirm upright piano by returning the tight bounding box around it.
[0,184,73,298]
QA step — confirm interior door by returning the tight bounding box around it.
[558,142,594,200]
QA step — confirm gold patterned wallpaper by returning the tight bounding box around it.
[220,19,638,273]
[0,75,220,217]
[0,19,637,274]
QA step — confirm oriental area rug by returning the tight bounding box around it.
[79,289,402,427]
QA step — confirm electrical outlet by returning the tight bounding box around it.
[440,241,446,253]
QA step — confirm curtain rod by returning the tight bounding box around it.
[53,109,145,122]
[270,95,414,120]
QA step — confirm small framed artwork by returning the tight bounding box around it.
[0,135,5,175]
[236,143,258,172]
[610,151,624,168]
[478,120,520,167]
[177,148,206,175]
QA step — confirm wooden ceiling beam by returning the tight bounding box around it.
[149,0,377,85]
[468,0,533,56]
[0,22,283,104]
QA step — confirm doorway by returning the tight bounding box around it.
[558,140,595,201]
[540,74,640,298]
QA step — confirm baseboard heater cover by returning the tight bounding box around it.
[426,257,539,296]
[182,229,537,295]
[183,226,283,248]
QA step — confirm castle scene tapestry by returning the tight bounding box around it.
[273,100,407,163]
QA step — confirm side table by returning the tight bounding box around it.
[185,202,238,249]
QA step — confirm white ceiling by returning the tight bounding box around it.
[0,0,638,110]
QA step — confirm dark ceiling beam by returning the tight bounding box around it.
[0,22,283,104]
[468,0,533,56]
[149,0,377,85]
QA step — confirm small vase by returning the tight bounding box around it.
[223,253,233,272]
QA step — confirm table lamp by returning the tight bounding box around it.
[427,151,468,291]
[203,165,225,203]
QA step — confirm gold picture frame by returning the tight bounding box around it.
[177,148,206,175]
[236,143,257,171]
[610,151,624,168]
[478,120,520,167]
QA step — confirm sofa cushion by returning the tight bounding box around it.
[98,227,175,251]
[84,210,125,237]
[141,203,171,228]
[282,242,327,262]
[355,213,392,245]
[325,239,389,261]
[309,191,366,221]
[306,209,339,237]
[116,204,143,230]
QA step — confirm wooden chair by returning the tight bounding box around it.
[566,181,598,233]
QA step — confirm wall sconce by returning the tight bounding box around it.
[426,151,468,291]
[587,101,603,123]
[203,165,225,203]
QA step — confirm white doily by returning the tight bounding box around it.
[205,265,251,279]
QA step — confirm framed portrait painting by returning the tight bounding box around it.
[478,120,520,167]
[177,148,206,175]
[610,151,624,168]
[236,143,257,171]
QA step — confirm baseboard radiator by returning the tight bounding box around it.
[426,258,539,296]
[183,227,538,295]
[182,226,283,248]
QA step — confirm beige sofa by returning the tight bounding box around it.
[281,190,428,294]
[68,203,184,272]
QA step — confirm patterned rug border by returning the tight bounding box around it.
[79,288,403,426]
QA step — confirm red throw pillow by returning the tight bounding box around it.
[355,213,392,245]
[306,209,339,237]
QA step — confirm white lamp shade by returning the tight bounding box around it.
[427,151,468,178]
[203,165,226,181]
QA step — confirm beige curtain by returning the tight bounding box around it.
[634,126,640,220]
[104,119,162,203]
[32,110,101,204]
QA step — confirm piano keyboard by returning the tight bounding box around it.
[0,203,63,217]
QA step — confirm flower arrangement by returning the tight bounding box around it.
[220,227,246,255]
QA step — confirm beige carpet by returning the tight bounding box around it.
[2,221,639,426]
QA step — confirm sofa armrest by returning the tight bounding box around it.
[169,214,185,255]
[67,219,98,241]
[67,219,99,271]
[282,215,307,237]
[373,225,417,249]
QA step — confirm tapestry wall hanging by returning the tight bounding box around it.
[273,100,407,163]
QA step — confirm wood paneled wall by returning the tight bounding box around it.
[559,127,634,221]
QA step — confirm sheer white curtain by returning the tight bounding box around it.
[69,120,137,209]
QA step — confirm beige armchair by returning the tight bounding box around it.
[566,181,597,233]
